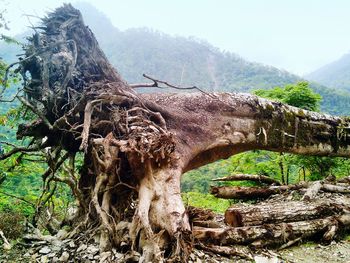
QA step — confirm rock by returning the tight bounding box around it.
[77,244,87,252]
[40,255,49,263]
[59,251,70,262]
[190,253,196,260]
[39,246,51,254]
[87,245,99,255]
[56,229,68,240]
[68,241,75,248]
[254,255,279,263]
[100,251,112,262]
[3,243,12,250]
[31,253,39,260]
[47,252,57,258]
[196,250,204,258]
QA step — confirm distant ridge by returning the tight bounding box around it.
[1,2,349,116]
[306,53,350,93]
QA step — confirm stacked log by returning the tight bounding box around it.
[192,174,350,251]
[224,198,347,227]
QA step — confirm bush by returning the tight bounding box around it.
[0,209,25,240]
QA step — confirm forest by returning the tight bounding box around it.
[1,3,350,263]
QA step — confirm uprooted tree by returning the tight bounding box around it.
[1,4,350,262]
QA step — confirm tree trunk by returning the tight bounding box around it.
[8,4,350,261]
[212,173,281,185]
[194,214,350,247]
[224,197,348,227]
[210,183,307,199]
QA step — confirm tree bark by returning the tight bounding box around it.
[224,197,348,227]
[194,214,350,248]
[212,173,281,185]
[210,183,306,199]
[302,181,323,201]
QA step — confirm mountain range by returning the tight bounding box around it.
[1,2,349,116]
[306,53,350,93]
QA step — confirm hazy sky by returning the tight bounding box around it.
[3,0,350,75]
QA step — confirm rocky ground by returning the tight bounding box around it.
[1,239,350,262]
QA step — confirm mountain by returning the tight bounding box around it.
[75,2,300,92]
[75,2,350,116]
[306,53,350,93]
[1,2,350,116]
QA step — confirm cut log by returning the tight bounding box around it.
[193,214,349,248]
[302,181,322,201]
[212,174,281,185]
[224,197,348,227]
[337,176,350,184]
[210,183,307,199]
[322,184,350,193]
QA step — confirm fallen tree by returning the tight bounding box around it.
[212,173,281,185]
[1,4,350,262]
[210,183,306,199]
[194,214,350,248]
[211,181,350,200]
[224,197,348,227]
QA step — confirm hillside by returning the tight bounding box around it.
[1,2,350,116]
[307,53,350,93]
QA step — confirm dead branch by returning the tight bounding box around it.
[302,181,323,201]
[0,140,47,160]
[16,96,53,130]
[0,229,11,250]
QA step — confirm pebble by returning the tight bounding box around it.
[40,255,49,263]
[77,244,87,252]
[68,241,76,248]
[87,245,99,255]
[59,251,70,262]
[39,246,51,254]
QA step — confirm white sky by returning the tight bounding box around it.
[3,0,350,75]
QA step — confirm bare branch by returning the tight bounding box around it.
[0,140,47,160]
[16,96,53,130]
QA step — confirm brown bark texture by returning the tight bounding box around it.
[224,197,349,227]
[212,173,281,185]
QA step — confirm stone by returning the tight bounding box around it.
[56,229,68,240]
[77,244,87,252]
[68,241,75,248]
[40,255,49,263]
[39,246,51,254]
[59,251,70,262]
[254,255,279,263]
[87,245,99,255]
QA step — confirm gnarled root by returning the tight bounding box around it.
[130,161,191,262]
